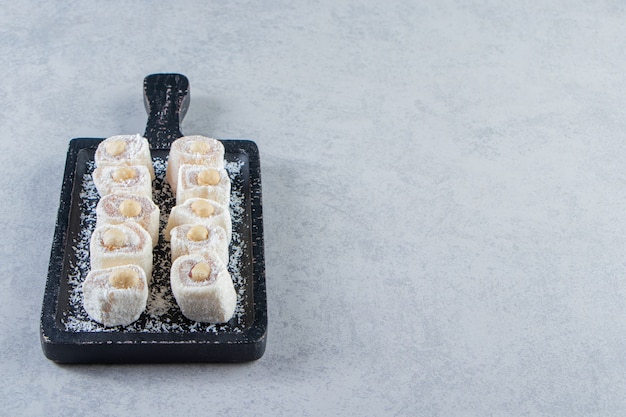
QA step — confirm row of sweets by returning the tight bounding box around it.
[83,135,159,327]
[163,136,237,323]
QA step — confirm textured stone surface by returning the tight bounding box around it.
[3,0,626,415]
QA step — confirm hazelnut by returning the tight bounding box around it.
[102,228,126,249]
[190,262,211,281]
[104,139,126,156]
[190,200,214,217]
[197,168,220,186]
[111,167,137,182]
[108,268,140,289]
[186,225,209,241]
[119,199,142,217]
[189,141,210,154]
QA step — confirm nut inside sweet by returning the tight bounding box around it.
[108,268,140,289]
[189,141,210,154]
[111,167,137,182]
[104,139,126,156]
[119,199,142,217]
[197,168,220,186]
[190,262,212,281]
[102,228,127,249]
[190,200,214,217]
[186,225,209,241]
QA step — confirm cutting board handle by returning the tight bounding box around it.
[143,73,190,148]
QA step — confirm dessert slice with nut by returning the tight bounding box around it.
[170,224,229,265]
[95,134,155,180]
[175,165,230,206]
[170,253,236,323]
[95,193,160,247]
[92,165,153,199]
[82,265,149,327]
[89,222,153,282]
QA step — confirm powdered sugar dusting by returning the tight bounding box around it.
[62,154,249,333]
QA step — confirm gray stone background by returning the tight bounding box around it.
[2,1,626,415]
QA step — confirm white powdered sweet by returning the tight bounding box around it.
[95,134,155,180]
[82,265,149,327]
[164,198,231,242]
[175,164,230,206]
[89,222,154,282]
[96,193,160,247]
[165,136,225,193]
[170,253,236,323]
[92,165,153,199]
[170,223,229,265]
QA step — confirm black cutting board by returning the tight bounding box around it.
[40,74,267,363]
